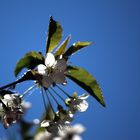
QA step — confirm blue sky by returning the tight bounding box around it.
[0,0,140,140]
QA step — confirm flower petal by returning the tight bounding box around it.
[52,72,66,84]
[3,94,13,100]
[73,135,82,140]
[55,59,67,72]
[79,93,89,100]
[35,131,51,140]
[72,124,85,134]
[42,76,53,88]
[41,120,50,127]
[77,100,88,112]
[45,53,56,67]
[37,64,46,75]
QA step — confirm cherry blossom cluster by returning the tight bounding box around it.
[40,93,89,133]
[0,17,105,140]
[35,124,85,140]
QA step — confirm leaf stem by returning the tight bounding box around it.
[0,78,23,90]
[50,87,65,102]
[41,88,48,112]
[45,90,55,114]
[0,70,36,90]
[47,89,59,105]
[55,85,71,98]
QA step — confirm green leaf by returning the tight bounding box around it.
[14,51,44,76]
[66,66,106,107]
[54,35,71,57]
[64,41,93,57]
[46,16,62,53]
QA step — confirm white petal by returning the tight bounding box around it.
[72,124,85,134]
[77,100,88,112]
[35,131,51,140]
[53,137,62,140]
[37,64,46,75]
[55,59,67,72]
[72,135,82,140]
[42,76,53,88]
[2,94,13,106]
[79,93,89,100]
[41,120,50,127]
[69,113,74,118]
[3,94,13,100]
[45,53,56,67]
[65,121,71,124]
[52,72,66,84]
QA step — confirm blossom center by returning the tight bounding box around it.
[45,67,55,76]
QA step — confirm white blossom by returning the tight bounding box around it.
[0,93,23,128]
[37,53,67,88]
[72,135,82,140]
[2,94,21,108]
[41,110,74,134]
[38,124,85,140]
[59,124,85,136]
[68,93,89,113]
[35,131,52,140]
[41,120,60,134]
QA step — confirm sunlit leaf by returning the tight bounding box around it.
[46,16,62,53]
[14,51,44,76]
[64,41,93,57]
[54,35,71,57]
[66,65,106,107]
